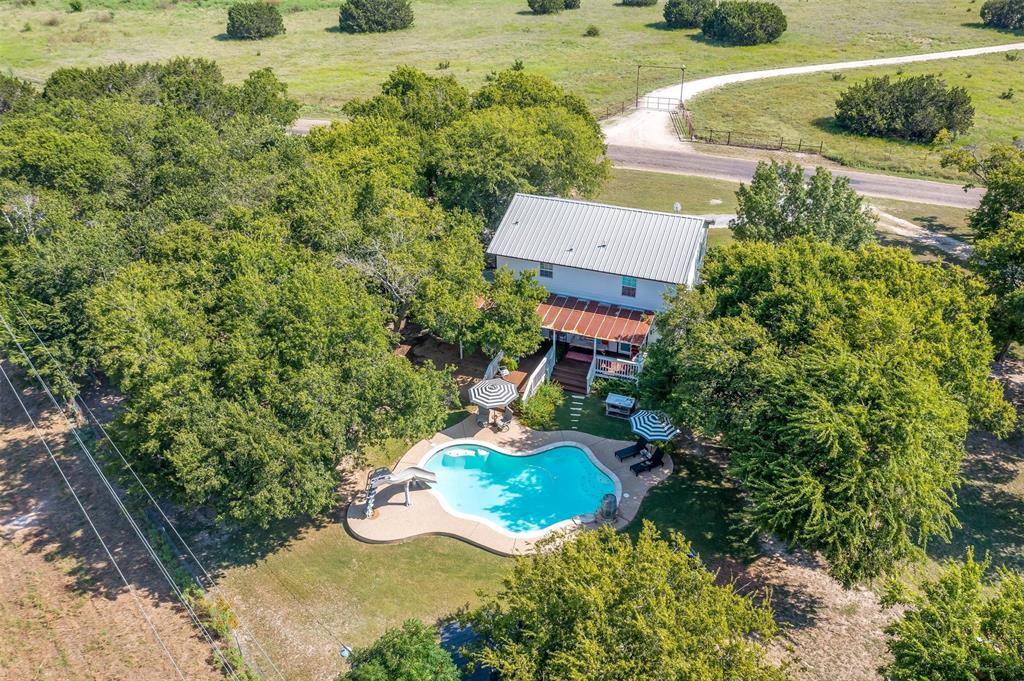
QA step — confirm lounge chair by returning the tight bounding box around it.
[614,438,648,461]
[496,408,513,432]
[630,450,665,476]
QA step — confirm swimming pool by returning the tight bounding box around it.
[420,440,619,536]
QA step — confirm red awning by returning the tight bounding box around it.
[537,295,653,346]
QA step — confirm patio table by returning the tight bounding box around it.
[605,392,636,419]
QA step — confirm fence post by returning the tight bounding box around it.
[779,136,784,150]
[797,139,802,153]
[819,142,824,155]
[727,131,731,145]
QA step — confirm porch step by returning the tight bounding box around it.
[552,358,590,395]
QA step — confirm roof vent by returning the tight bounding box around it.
[597,243,607,248]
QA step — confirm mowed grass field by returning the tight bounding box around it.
[1,0,1017,116]
[686,51,1024,180]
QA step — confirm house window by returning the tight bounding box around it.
[621,275,637,298]
[538,262,554,279]
[618,342,633,355]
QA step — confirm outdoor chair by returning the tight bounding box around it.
[614,438,648,461]
[476,411,489,429]
[496,408,513,432]
[630,450,665,476]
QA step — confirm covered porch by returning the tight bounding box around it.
[537,294,654,394]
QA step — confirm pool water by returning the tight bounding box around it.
[422,443,616,535]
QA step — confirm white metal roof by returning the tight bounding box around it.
[487,194,709,285]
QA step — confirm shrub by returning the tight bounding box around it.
[68,0,82,11]
[664,0,715,28]
[835,74,975,142]
[339,0,413,33]
[565,0,580,7]
[339,620,458,681]
[584,23,600,36]
[528,0,564,14]
[621,0,658,6]
[981,0,1024,30]
[518,382,565,430]
[226,2,284,40]
[589,377,640,399]
[702,1,787,45]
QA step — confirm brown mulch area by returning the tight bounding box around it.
[0,362,221,681]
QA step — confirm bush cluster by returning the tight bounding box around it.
[834,74,975,143]
[339,0,413,33]
[701,1,786,45]
[565,0,581,8]
[226,2,285,40]
[528,0,564,13]
[518,382,565,430]
[664,0,715,28]
[981,0,1024,30]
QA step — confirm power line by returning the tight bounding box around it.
[0,360,188,681]
[0,290,287,680]
[0,311,244,681]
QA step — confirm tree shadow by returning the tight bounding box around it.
[628,439,760,564]
[644,20,678,31]
[927,368,1024,572]
[0,367,186,601]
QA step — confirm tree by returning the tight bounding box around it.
[731,161,876,248]
[0,74,36,118]
[981,0,1024,30]
[433,105,607,223]
[338,620,458,681]
[226,2,285,40]
[835,75,974,142]
[941,139,1024,239]
[972,214,1024,356]
[702,1,787,45]
[472,68,598,135]
[642,239,1016,585]
[461,522,787,680]
[881,549,1024,680]
[343,66,470,131]
[473,268,547,360]
[335,189,487,346]
[338,0,413,33]
[527,0,564,14]
[86,218,454,524]
[664,0,716,28]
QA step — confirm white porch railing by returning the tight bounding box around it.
[521,343,557,403]
[592,353,644,382]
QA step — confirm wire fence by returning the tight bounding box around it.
[671,110,825,155]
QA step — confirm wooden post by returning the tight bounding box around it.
[797,139,803,153]
[727,131,732,146]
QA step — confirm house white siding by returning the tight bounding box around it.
[497,256,677,312]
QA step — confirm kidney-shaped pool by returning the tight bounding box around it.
[420,440,619,537]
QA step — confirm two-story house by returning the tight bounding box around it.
[487,193,710,394]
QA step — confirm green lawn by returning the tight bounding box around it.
[597,167,740,215]
[1,0,1017,117]
[686,51,1024,180]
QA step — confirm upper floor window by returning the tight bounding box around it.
[621,275,637,298]
[538,262,554,278]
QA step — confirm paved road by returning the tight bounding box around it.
[609,144,983,208]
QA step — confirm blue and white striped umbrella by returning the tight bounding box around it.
[469,378,519,409]
[630,410,679,441]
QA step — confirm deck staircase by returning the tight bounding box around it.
[551,357,590,395]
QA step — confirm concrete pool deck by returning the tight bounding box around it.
[345,414,673,555]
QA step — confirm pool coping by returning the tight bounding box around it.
[414,438,623,541]
[345,415,673,556]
